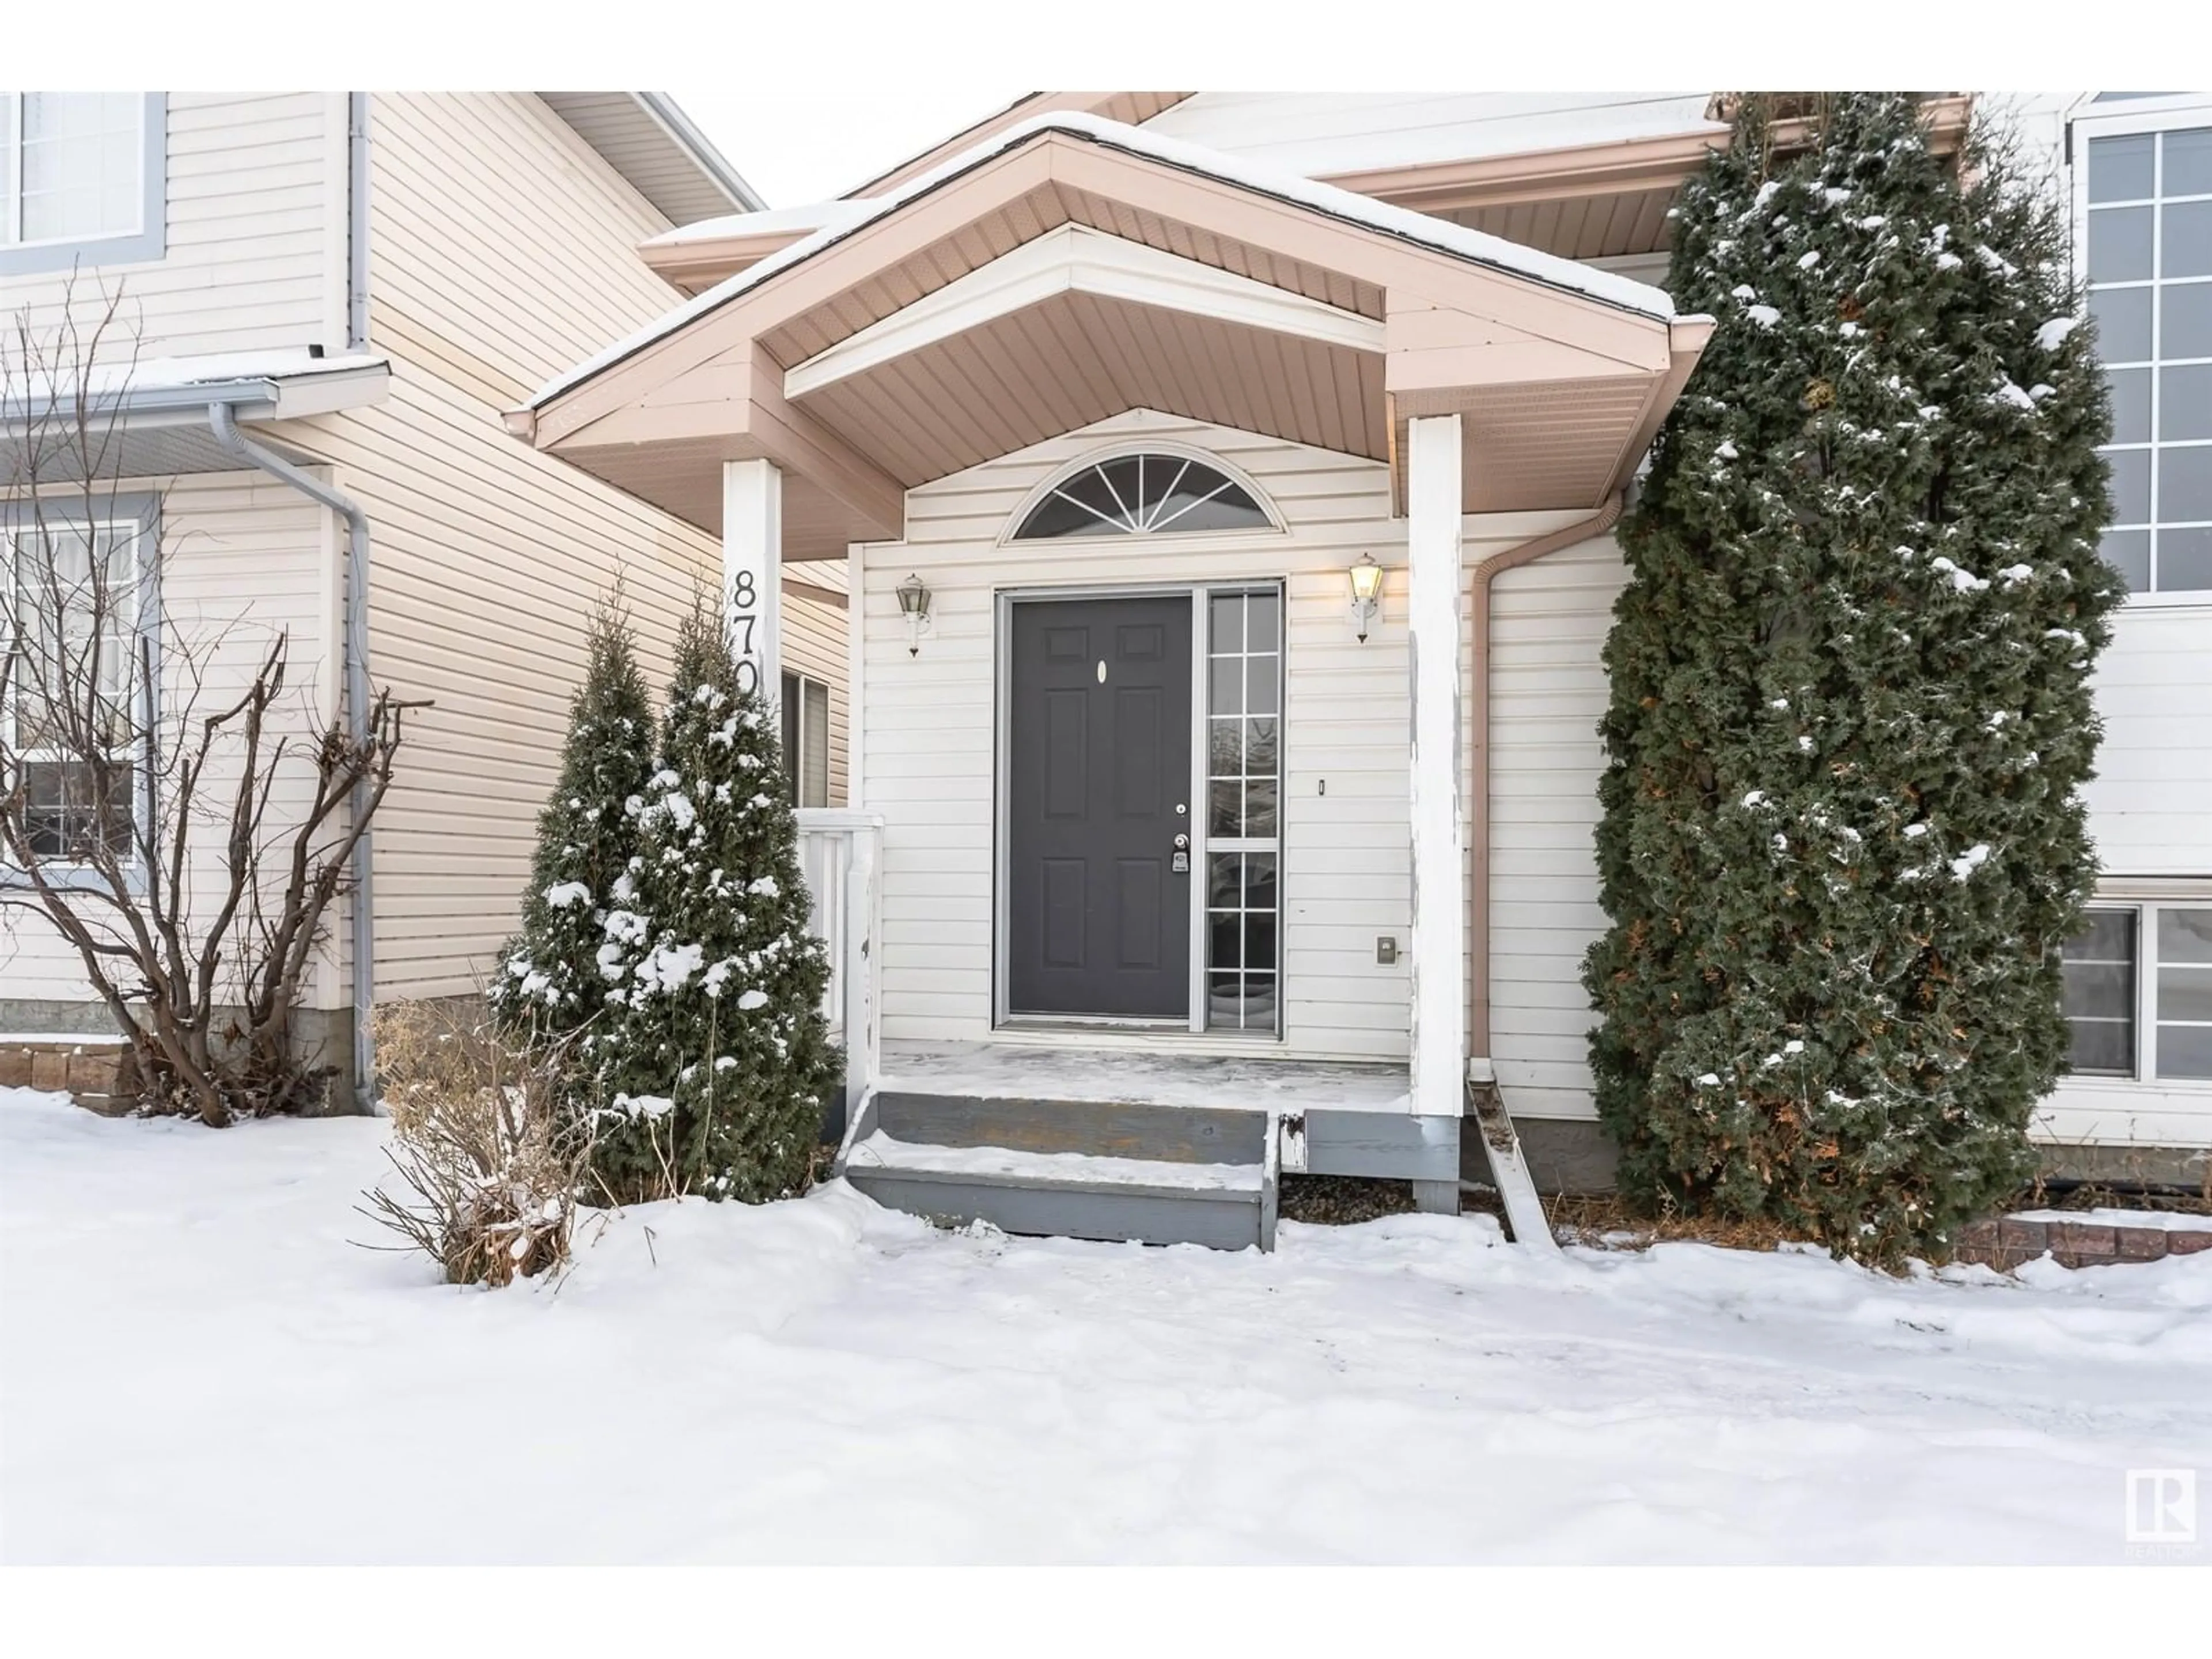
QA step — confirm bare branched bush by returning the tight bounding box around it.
[358,999,589,1287]
[2,276,408,1124]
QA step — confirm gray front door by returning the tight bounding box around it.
[1007,594,1192,1019]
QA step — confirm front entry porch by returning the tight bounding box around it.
[835,1039,1453,1251]
[520,113,1709,1253]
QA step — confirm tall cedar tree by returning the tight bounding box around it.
[590,605,839,1203]
[1582,95,2125,1264]
[490,596,656,1069]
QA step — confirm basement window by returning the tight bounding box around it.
[2062,903,2212,1081]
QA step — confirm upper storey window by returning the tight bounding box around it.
[0,93,166,275]
[1013,454,1273,540]
[2078,97,2212,595]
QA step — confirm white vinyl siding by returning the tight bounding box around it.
[859,407,1575,1063]
[0,92,335,356]
[1477,528,2212,1152]
[1481,536,1623,1124]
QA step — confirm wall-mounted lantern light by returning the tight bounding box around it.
[896,572,932,656]
[1347,553,1383,642]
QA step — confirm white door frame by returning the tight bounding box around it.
[991,579,1286,1037]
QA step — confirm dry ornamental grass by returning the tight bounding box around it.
[357,1001,590,1287]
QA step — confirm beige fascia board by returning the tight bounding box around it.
[533,142,1062,451]
[1325,130,1732,216]
[546,343,904,541]
[783,222,1384,399]
[1324,94,1976,217]
[1597,313,1714,497]
[641,229,812,294]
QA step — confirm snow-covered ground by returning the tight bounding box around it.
[2,1087,2206,1565]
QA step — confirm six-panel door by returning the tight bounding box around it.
[1006,594,1194,1018]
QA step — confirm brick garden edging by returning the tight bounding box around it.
[1953,1213,2212,1271]
[0,1040,132,1115]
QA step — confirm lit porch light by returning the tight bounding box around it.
[1347,553,1384,642]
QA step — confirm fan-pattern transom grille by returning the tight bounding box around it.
[1013,454,1270,540]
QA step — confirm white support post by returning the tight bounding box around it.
[1406,414,1467,1128]
[722,458,784,723]
[845,541,866,809]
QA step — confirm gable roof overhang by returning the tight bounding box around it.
[510,115,1710,559]
[538,92,766,225]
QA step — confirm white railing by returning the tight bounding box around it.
[794,809,884,1106]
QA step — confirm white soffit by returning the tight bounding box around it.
[781,223,1386,399]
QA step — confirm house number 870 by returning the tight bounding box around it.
[728,569,760,698]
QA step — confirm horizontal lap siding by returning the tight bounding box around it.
[2084,608,2212,874]
[1482,535,2212,1150]
[1483,537,1622,1124]
[866,411,1407,1058]
[0,475,343,1012]
[316,93,846,1001]
[0,93,338,358]
[863,407,1565,1063]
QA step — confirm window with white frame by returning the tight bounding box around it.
[1,517,145,865]
[2078,99,2212,594]
[2061,902,2212,1082]
[779,671,830,809]
[0,93,164,273]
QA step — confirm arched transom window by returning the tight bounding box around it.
[1012,453,1272,540]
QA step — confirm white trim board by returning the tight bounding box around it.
[783,223,1385,399]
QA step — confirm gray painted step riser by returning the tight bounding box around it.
[848,1169,1263,1251]
[873,1091,1267,1164]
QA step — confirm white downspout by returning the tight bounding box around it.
[208,401,377,1113]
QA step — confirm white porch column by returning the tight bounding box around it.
[1406,414,1467,1127]
[722,458,784,722]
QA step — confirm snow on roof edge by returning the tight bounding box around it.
[2,350,390,410]
[528,111,1677,412]
[642,199,875,249]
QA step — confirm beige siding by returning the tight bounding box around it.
[0,472,343,1013]
[859,406,1551,1062]
[0,93,341,361]
[303,93,845,1001]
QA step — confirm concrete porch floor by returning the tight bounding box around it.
[877,1039,1414,1116]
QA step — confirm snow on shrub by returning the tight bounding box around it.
[358,1001,590,1288]
[1583,94,2125,1266]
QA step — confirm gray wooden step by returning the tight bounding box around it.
[873,1089,1267,1164]
[841,1124,1273,1251]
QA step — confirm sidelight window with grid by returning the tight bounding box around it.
[1204,588,1281,1033]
